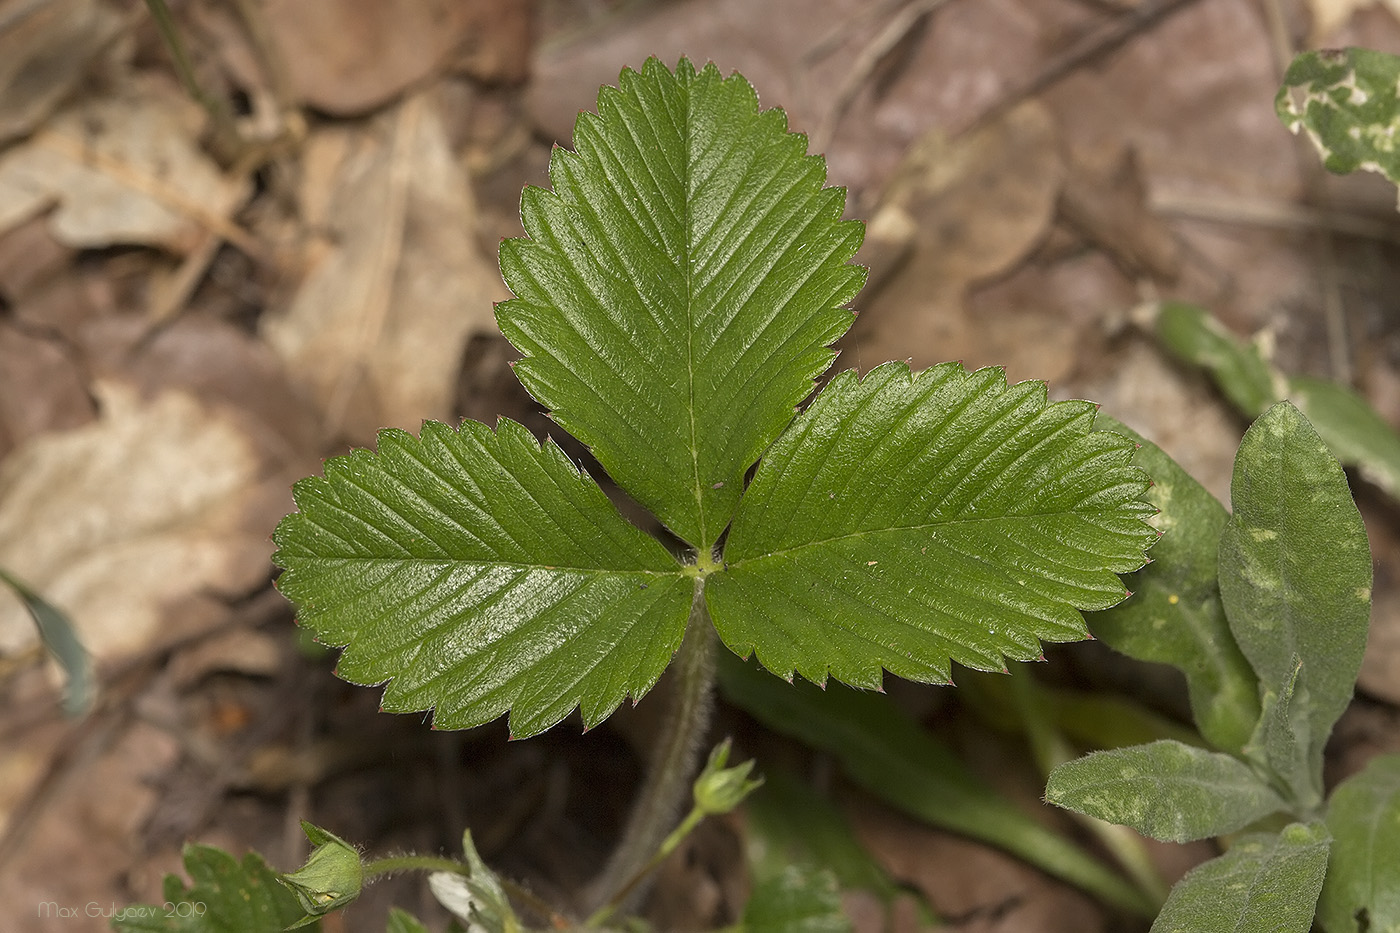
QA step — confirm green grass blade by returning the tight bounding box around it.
[718,654,1156,916]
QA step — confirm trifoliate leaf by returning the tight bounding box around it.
[1086,416,1259,754]
[1219,402,1371,805]
[707,362,1156,687]
[112,844,314,932]
[497,57,865,549]
[1045,740,1286,843]
[1277,47,1400,202]
[1318,754,1400,933]
[1149,823,1330,933]
[273,419,693,738]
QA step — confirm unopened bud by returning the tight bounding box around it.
[280,822,363,924]
[693,739,763,816]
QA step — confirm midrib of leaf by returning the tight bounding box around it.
[681,72,704,550]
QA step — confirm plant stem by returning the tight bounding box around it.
[143,0,244,165]
[362,854,470,878]
[1008,667,1170,909]
[582,579,717,916]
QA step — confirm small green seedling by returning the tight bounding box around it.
[1038,46,1400,933]
[1047,403,1395,933]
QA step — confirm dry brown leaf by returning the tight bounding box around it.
[0,76,248,252]
[845,101,1065,376]
[0,0,123,146]
[1059,147,1181,283]
[0,321,93,459]
[262,92,507,439]
[850,798,1107,933]
[0,721,179,933]
[1308,0,1400,43]
[0,381,275,665]
[258,0,525,116]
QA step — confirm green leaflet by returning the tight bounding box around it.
[709,362,1157,688]
[498,57,864,549]
[1318,754,1400,933]
[1044,740,1285,843]
[1218,402,1371,804]
[1087,416,1259,754]
[1290,375,1400,499]
[1150,823,1330,933]
[111,845,314,932]
[1277,47,1400,196]
[718,653,1155,916]
[273,419,692,738]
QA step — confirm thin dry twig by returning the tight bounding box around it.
[812,0,951,152]
[963,0,1203,136]
[1152,191,1400,247]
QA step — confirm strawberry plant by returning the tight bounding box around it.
[118,57,1164,931]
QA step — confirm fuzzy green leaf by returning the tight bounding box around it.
[1150,823,1330,933]
[1154,302,1278,417]
[272,420,693,738]
[1045,740,1286,843]
[1318,754,1400,933]
[112,845,314,932]
[1277,48,1400,198]
[1218,402,1371,804]
[707,362,1157,688]
[1290,375,1400,499]
[498,57,865,549]
[1152,301,1400,500]
[745,769,903,902]
[1086,417,1259,753]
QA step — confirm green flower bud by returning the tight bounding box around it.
[693,739,763,816]
[280,822,364,923]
